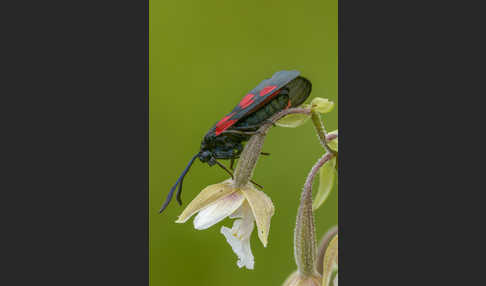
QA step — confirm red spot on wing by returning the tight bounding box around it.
[259,85,277,97]
[239,93,255,109]
[215,112,237,136]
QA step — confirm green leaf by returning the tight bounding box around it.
[312,156,336,211]
[327,129,338,152]
[275,113,310,128]
[322,235,338,286]
[311,97,334,114]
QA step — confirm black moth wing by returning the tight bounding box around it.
[229,70,301,121]
[284,76,312,107]
[213,70,312,136]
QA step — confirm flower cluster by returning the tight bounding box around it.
[169,97,338,286]
[176,179,274,269]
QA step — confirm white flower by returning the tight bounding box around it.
[176,179,275,270]
[221,201,255,269]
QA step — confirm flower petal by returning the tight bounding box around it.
[221,202,255,269]
[193,191,245,230]
[240,184,275,247]
[227,201,255,239]
[176,179,236,224]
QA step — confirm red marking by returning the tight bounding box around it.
[285,99,292,109]
[245,88,281,115]
[215,112,237,135]
[259,85,277,97]
[239,93,255,109]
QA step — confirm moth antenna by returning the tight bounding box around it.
[175,153,198,205]
[159,153,199,214]
[176,178,184,206]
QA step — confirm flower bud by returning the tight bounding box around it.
[311,98,334,114]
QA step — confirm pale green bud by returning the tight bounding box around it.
[311,98,334,114]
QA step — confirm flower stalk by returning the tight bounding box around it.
[294,179,318,276]
[304,153,334,196]
[233,133,266,188]
[310,111,336,154]
[326,133,337,142]
[233,107,311,187]
[294,152,334,277]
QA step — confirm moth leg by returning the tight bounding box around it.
[230,125,260,131]
[213,159,234,179]
[213,156,262,188]
[260,152,270,156]
[236,143,243,152]
[220,130,260,136]
[214,149,239,159]
[251,180,264,189]
[232,120,276,130]
[230,145,243,169]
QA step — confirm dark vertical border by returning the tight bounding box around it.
[145,0,150,283]
[337,0,343,282]
[338,0,475,284]
[2,0,149,284]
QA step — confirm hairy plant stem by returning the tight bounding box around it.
[326,133,338,142]
[233,108,311,188]
[310,111,335,154]
[304,153,334,194]
[295,152,334,276]
[233,133,266,188]
[293,111,338,278]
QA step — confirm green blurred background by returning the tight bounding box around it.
[150,0,337,285]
